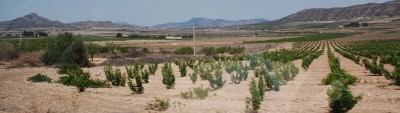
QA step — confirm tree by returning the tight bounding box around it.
[41,32,90,67]
[116,33,123,37]
[86,41,100,61]
[106,42,120,59]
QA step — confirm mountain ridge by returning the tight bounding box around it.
[152,18,268,28]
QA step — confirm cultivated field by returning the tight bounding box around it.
[1,26,400,113]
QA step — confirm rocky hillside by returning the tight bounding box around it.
[268,0,400,24]
[153,18,267,28]
[0,13,65,29]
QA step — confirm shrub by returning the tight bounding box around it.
[201,47,216,56]
[58,70,110,92]
[162,63,175,89]
[104,65,127,86]
[41,32,90,67]
[142,47,151,53]
[328,81,362,113]
[128,77,144,94]
[249,78,261,112]
[175,47,194,55]
[57,63,82,74]
[146,98,170,111]
[289,63,299,78]
[180,90,194,99]
[148,60,158,75]
[193,85,209,100]
[178,62,187,77]
[28,73,52,83]
[208,70,226,90]
[142,69,150,83]
[189,72,198,84]
[125,65,134,78]
[258,75,265,100]
[322,72,357,85]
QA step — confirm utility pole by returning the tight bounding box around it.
[192,23,196,56]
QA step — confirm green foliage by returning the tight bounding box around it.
[86,41,100,61]
[175,47,194,55]
[58,70,110,92]
[146,98,170,111]
[142,69,150,83]
[248,33,357,43]
[193,85,209,100]
[116,33,122,37]
[104,65,127,86]
[201,47,217,56]
[178,62,187,77]
[249,78,261,112]
[142,47,151,53]
[162,63,175,89]
[128,76,144,94]
[322,72,358,85]
[56,63,82,74]
[106,42,120,59]
[289,63,299,78]
[41,32,90,67]
[258,75,265,100]
[148,60,158,75]
[189,72,198,84]
[328,81,362,113]
[27,73,52,83]
[208,69,226,90]
[227,62,248,84]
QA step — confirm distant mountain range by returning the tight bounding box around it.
[152,18,268,28]
[257,0,400,25]
[0,13,138,29]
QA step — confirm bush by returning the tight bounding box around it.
[104,65,127,86]
[146,98,170,111]
[57,63,82,74]
[328,81,361,113]
[322,72,357,85]
[142,47,151,53]
[175,47,194,55]
[41,32,90,67]
[258,75,265,100]
[178,62,187,77]
[0,42,19,61]
[249,78,261,112]
[189,72,198,84]
[106,42,121,59]
[27,73,52,83]
[162,63,175,89]
[201,47,216,56]
[208,69,226,90]
[128,77,144,94]
[142,69,150,83]
[58,70,110,92]
[180,86,210,100]
[148,60,158,75]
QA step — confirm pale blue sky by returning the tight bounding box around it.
[0,0,391,26]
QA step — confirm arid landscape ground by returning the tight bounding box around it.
[1,25,400,113]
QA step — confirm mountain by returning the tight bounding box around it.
[0,13,65,29]
[262,0,400,25]
[153,18,268,28]
[68,21,119,28]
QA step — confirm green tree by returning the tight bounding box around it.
[86,41,100,61]
[116,33,122,37]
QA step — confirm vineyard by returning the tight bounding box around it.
[1,37,400,112]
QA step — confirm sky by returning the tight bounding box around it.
[0,0,392,26]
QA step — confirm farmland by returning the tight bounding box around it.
[1,21,400,113]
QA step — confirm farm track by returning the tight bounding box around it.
[260,47,330,113]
